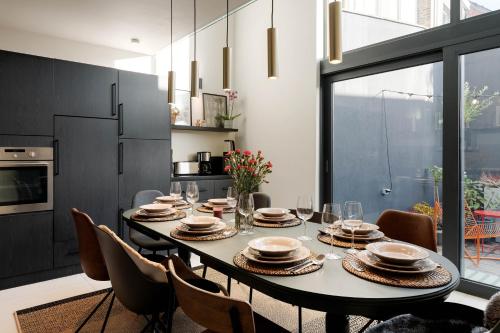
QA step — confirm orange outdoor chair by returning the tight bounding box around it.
[464,203,500,265]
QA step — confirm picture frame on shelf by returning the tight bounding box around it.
[203,93,227,127]
[173,89,192,126]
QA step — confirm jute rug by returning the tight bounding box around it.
[14,269,375,333]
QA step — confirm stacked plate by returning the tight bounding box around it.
[202,198,234,211]
[331,223,385,242]
[156,196,189,208]
[242,237,310,264]
[253,208,296,225]
[176,216,227,235]
[356,242,438,274]
[135,203,176,218]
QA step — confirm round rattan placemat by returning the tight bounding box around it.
[196,206,235,214]
[341,255,452,288]
[131,210,186,222]
[233,251,322,276]
[317,233,370,249]
[170,226,237,241]
[253,218,301,228]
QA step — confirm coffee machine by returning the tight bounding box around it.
[197,151,212,175]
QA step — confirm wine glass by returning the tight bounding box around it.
[170,181,182,200]
[226,187,238,223]
[186,182,199,216]
[238,193,254,235]
[296,195,314,241]
[343,201,363,254]
[322,203,342,260]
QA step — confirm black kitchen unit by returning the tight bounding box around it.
[0,49,171,289]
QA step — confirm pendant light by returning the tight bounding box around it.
[328,0,342,64]
[267,0,278,79]
[223,0,231,91]
[167,0,176,105]
[190,0,199,98]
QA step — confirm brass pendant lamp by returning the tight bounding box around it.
[190,0,199,98]
[267,0,278,79]
[223,0,231,91]
[328,0,342,64]
[167,0,176,104]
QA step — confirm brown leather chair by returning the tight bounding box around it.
[71,208,114,332]
[376,209,437,252]
[253,192,271,210]
[167,255,288,333]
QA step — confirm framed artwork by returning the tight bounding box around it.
[203,93,227,127]
[174,89,192,126]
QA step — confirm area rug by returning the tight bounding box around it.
[14,269,374,332]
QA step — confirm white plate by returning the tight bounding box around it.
[247,248,297,261]
[248,236,302,257]
[155,196,178,203]
[176,221,227,235]
[242,246,311,265]
[356,250,437,274]
[256,208,290,218]
[135,208,176,217]
[208,198,228,205]
[366,242,429,265]
[202,202,233,209]
[332,229,385,241]
[139,203,173,213]
[341,223,379,235]
[181,216,219,229]
[253,213,296,223]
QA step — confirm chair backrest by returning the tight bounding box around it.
[132,190,165,208]
[252,192,271,210]
[289,209,323,223]
[376,209,437,252]
[464,202,478,228]
[168,256,256,333]
[71,208,109,281]
[94,225,169,315]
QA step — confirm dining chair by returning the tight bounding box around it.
[167,255,289,333]
[376,209,437,252]
[253,192,271,210]
[130,190,177,261]
[95,224,173,332]
[71,208,114,332]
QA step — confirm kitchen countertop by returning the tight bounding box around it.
[171,174,232,181]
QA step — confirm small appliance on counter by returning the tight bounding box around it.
[197,151,212,175]
[173,161,199,176]
[210,156,227,175]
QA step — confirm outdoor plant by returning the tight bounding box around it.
[429,165,443,229]
[464,173,485,210]
[412,202,434,219]
[480,173,500,209]
[463,82,499,125]
[224,149,272,194]
[216,90,241,123]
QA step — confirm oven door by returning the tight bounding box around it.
[0,161,53,214]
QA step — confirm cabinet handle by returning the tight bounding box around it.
[118,208,124,238]
[222,187,229,191]
[118,103,124,135]
[53,140,60,175]
[111,83,117,116]
[118,142,123,174]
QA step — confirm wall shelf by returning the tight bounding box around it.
[171,125,238,132]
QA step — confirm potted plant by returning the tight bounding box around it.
[216,90,241,128]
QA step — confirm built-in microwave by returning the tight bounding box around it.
[0,147,53,215]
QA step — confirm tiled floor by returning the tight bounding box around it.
[0,255,489,333]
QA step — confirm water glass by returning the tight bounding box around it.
[238,193,254,235]
[186,181,199,215]
[322,203,342,260]
[343,201,363,254]
[296,195,314,241]
[170,181,182,200]
[226,187,238,223]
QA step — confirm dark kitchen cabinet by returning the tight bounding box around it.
[54,116,118,267]
[0,51,53,135]
[179,180,213,202]
[213,179,234,198]
[118,70,170,139]
[54,60,118,118]
[0,212,53,279]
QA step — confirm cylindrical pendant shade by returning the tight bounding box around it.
[223,46,231,91]
[267,27,278,79]
[328,1,342,64]
[168,70,176,104]
[190,60,199,98]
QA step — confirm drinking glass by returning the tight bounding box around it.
[322,203,342,260]
[343,201,363,254]
[296,195,314,241]
[170,181,182,200]
[186,182,199,216]
[238,193,254,235]
[226,187,238,223]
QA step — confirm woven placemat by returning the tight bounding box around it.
[170,226,237,241]
[131,210,186,222]
[233,251,322,276]
[253,218,301,228]
[341,255,452,288]
[317,233,370,249]
[174,204,192,210]
[196,206,235,214]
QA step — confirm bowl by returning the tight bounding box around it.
[181,216,219,229]
[156,196,178,203]
[341,223,379,235]
[208,198,228,205]
[256,208,290,218]
[248,237,302,257]
[139,203,173,213]
[366,242,429,265]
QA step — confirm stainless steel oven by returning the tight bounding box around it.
[0,147,53,215]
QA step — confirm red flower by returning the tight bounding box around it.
[252,173,258,177]
[243,150,252,156]
[248,159,256,164]
[266,161,273,168]
[235,149,241,154]
[225,151,233,156]
[224,165,231,172]
[237,165,242,170]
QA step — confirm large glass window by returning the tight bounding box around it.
[461,0,500,19]
[461,48,500,288]
[332,62,444,252]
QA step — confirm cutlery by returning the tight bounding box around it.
[349,258,365,272]
[292,254,326,273]
[285,259,312,271]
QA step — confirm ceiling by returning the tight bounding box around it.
[0,0,253,55]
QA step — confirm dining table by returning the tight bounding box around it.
[123,205,460,333]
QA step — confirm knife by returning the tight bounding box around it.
[284,259,311,271]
